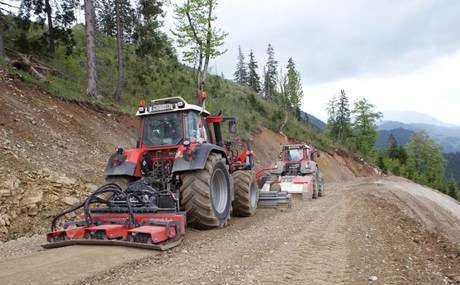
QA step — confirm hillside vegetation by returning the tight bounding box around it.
[1,19,328,147]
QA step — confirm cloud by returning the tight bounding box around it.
[301,50,460,126]
[164,0,460,125]
[213,0,460,83]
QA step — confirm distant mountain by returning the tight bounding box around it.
[298,110,326,130]
[382,111,456,127]
[375,128,415,149]
[377,121,460,153]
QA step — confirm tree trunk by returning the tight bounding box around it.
[0,34,4,58]
[201,0,213,90]
[279,110,289,133]
[114,0,124,101]
[84,0,97,97]
[196,52,203,104]
[44,0,55,55]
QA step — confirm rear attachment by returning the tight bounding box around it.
[258,191,291,208]
[256,168,292,208]
[43,179,185,251]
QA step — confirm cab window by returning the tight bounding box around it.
[142,112,183,146]
[286,149,303,161]
[185,111,202,142]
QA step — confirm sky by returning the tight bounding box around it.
[165,0,460,125]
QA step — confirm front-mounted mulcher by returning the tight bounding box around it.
[43,96,259,250]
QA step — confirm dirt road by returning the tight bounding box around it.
[1,176,459,285]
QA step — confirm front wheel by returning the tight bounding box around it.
[232,171,258,217]
[180,153,232,229]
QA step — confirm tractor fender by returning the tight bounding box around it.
[172,143,228,173]
[173,143,234,201]
[104,148,143,177]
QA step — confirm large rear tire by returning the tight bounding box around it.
[232,171,258,217]
[180,153,232,229]
[312,176,318,199]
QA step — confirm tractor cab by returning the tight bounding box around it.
[283,146,305,162]
[272,144,318,176]
[137,97,211,147]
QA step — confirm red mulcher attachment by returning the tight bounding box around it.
[43,179,185,250]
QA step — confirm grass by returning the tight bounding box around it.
[2,17,331,148]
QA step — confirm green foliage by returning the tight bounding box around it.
[96,0,134,39]
[133,0,173,58]
[386,134,408,165]
[377,153,387,174]
[326,90,352,143]
[264,43,278,101]
[233,46,247,85]
[19,0,78,55]
[96,0,116,36]
[246,49,260,93]
[406,131,446,189]
[172,0,227,65]
[351,97,382,156]
[444,152,460,191]
[284,58,303,110]
[447,177,458,200]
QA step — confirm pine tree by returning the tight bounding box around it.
[387,133,399,158]
[96,0,134,39]
[326,95,338,140]
[264,43,278,101]
[133,0,169,58]
[351,97,382,155]
[336,89,351,141]
[447,177,458,200]
[19,0,78,55]
[247,49,261,92]
[96,0,116,36]
[233,46,247,85]
[285,58,303,109]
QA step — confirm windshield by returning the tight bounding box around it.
[142,112,183,146]
[286,148,303,161]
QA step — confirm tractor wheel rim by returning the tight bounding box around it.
[249,182,257,208]
[211,168,227,214]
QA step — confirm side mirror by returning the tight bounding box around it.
[229,120,237,134]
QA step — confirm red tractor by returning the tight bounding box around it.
[257,144,323,205]
[44,97,258,250]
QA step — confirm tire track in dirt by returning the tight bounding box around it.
[78,183,350,285]
[240,184,355,285]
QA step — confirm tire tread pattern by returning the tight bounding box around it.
[180,153,231,229]
[232,171,258,217]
